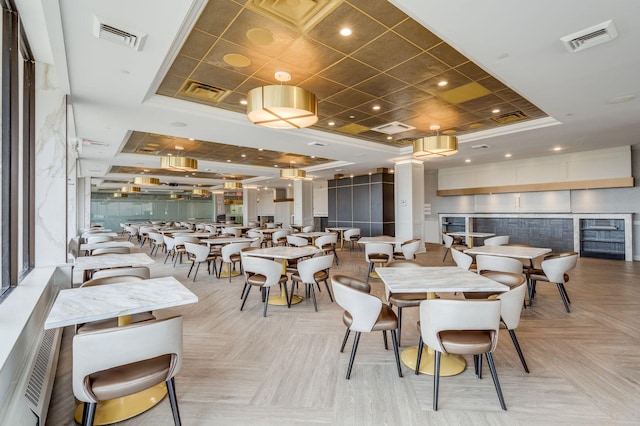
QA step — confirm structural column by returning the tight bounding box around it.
[394,159,424,242]
[293,179,313,226]
[243,186,258,226]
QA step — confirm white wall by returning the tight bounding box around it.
[313,180,328,216]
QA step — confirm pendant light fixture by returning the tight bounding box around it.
[223,181,243,190]
[413,125,458,158]
[192,188,209,197]
[246,71,318,129]
[169,193,183,200]
[133,176,160,185]
[113,192,128,198]
[280,161,306,179]
[121,185,141,193]
[160,145,198,171]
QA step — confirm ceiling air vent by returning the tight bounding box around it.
[561,20,618,53]
[93,16,147,51]
[307,141,327,147]
[371,121,416,135]
[179,80,231,103]
[491,110,528,124]
[471,144,490,149]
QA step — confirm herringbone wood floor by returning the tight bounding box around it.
[46,240,640,425]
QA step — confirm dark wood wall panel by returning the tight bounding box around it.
[328,172,394,237]
[336,187,352,222]
[352,185,370,222]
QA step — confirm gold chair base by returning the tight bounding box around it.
[74,382,167,425]
[401,346,466,376]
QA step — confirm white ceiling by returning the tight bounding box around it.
[17,0,640,189]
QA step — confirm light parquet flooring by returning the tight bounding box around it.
[46,241,640,425]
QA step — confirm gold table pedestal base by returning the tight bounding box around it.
[74,382,167,425]
[268,293,302,306]
[401,346,466,376]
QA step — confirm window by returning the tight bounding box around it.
[1,1,35,300]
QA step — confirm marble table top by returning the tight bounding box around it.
[326,227,350,231]
[447,231,496,238]
[244,246,322,260]
[358,236,411,244]
[82,232,118,238]
[293,232,330,238]
[80,241,135,251]
[45,276,198,329]
[464,245,552,259]
[202,237,257,246]
[376,267,510,294]
[73,253,155,271]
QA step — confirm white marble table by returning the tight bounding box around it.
[357,236,411,245]
[82,231,118,239]
[202,237,257,246]
[45,276,197,424]
[446,231,495,248]
[464,245,552,260]
[73,253,155,272]
[45,276,198,329]
[326,227,350,250]
[293,232,330,244]
[244,246,322,305]
[80,241,135,252]
[376,266,509,377]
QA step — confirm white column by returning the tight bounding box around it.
[243,187,258,226]
[35,63,68,266]
[394,159,424,241]
[293,179,313,225]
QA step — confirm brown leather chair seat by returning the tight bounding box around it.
[342,304,398,331]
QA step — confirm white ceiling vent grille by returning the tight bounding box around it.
[561,20,618,53]
[307,141,327,147]
[93,16,147,51]
[371,121,416,135]
[471,144,490,149]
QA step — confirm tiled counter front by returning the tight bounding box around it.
[474,217,574,253]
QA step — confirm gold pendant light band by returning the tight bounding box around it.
[160,156,198,171]
[134,176,160,185]
[192,188,209,196]
[121,186,141,193]
[223,181,243,190]
[280,168,306,179]
[247,85,318,129]
[113,192,128,198]
[413,136,458,158]
[169,194,183,199]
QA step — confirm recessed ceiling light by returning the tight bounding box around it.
[465,159,471,163]
[167,153,173,156]
[241,154,246,157]
[311,155,316,158]
[349,115,355,119]
[258,148,263,151]
[553,147,562,151]
[328,121,335,126]
[492,109,500,114]
[188,138,194,141]
[227,159,231,162]
[438,81,448,87]
[192,172,196,175]
[274,165,278,167]
[240,99,247,105]
[185,175,189,177]
[386,136,392,140]
[372,105,381,111]
[340,28,352,36]
[505,153,512,158]
[368,172,372,176]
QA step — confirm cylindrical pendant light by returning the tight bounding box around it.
[134,176,160,185]
[280,168,306,179]
[160,156,198,171]
[121,186,141,193]
[413,136,458,158]
[223,181,243,190]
